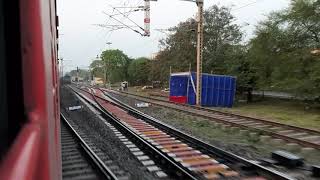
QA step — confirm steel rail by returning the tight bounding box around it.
[70,86,199,180]
[73,86,293,179]
[113,90,320,135]
[61,113,119,180]
[108,90,320,150]
[100,89,294,180]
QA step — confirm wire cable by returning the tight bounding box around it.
[108,4,145,32]
[103,11,144,36]
[232,0,264,12]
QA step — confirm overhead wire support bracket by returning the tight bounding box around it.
[109,5,145,32]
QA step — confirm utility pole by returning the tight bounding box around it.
[105,42,112,88]
[60,58,64,79]
[59,58,70,85]
[196,0,204,106]
[144,0,151,36]
[58,58,65,78]
[103,58,107,87]
[76,66,79,84]
[98,54,107,87]
[61,58,64,86]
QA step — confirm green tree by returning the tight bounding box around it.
[248,0,320,100]
[157,18,198,76]
[90,60,104,79]
[203,5,243,74]
[127,57,151,85]
[101,49,131,83]
[154,4,246,88]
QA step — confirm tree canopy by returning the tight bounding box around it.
[90,60,104,78]
[152,4,253,94]
[248,0,320,99]
[127,57,151,85]
[100,49,132,83]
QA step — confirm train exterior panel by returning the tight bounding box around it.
[169,72,236,107]
[0,0,61,180]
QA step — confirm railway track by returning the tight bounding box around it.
[71,85,293,180]
[61,113,130,180]
[106,89,320,151]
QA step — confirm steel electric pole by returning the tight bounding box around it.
[196,0,204,106]
[144,0,151,36]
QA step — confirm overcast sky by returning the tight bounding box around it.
[57,0,290,72]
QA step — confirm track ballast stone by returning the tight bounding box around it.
[61,87,168,180]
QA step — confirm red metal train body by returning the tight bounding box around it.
[0,0,61,179]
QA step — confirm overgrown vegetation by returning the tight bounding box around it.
[248,0,320,100]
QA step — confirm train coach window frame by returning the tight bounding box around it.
[0,0,8,159]
[0,0,26,159]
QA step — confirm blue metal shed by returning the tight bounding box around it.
[169,72,236,107]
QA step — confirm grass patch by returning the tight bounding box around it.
[222,99,320,130]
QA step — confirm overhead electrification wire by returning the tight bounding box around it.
[103,11,144,36]
[108,4,145,32]
[232,0,264,12]
[109,9,142,18]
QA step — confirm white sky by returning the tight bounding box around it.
[57,0,290,72]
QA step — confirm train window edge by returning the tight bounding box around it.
[0,0,8,160]
[0,0,26,160]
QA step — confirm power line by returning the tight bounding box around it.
[103,11,144,36]
[109,9,143,18]
[232,0,264,12]
[108,4,145,32]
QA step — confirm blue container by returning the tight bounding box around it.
[170,72,236,107]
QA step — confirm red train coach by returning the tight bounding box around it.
[0,0,61,180]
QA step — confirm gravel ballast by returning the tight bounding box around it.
[60,87,167,180]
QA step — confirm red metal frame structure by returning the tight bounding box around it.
[0,0,61,179]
